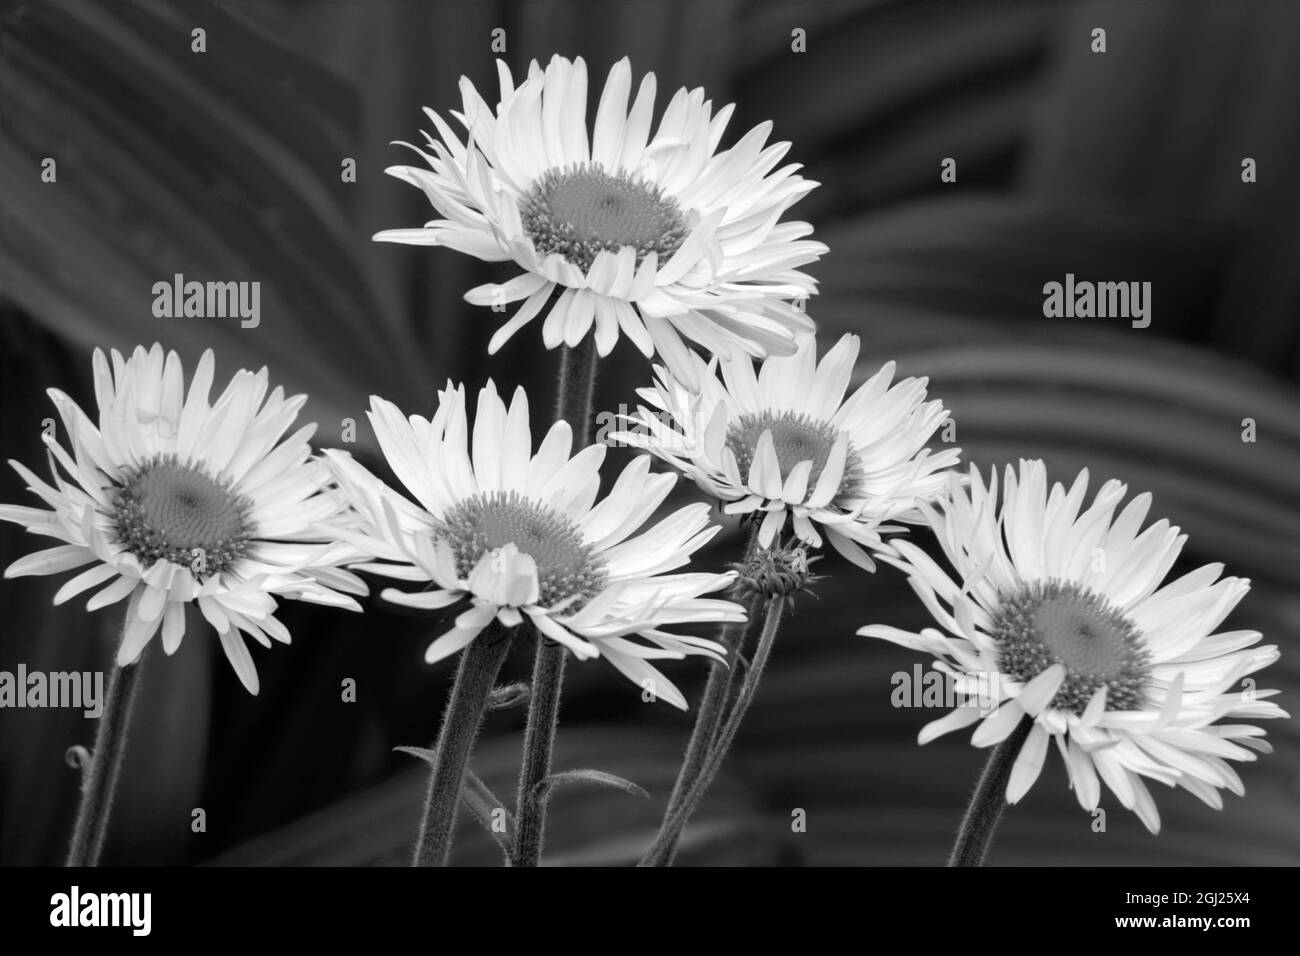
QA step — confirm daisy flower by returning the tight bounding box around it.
[0,345,365,694]
[374,55,826,386]
[859,459,1287,833]
[322,381,745,709]
[612,333,961,569]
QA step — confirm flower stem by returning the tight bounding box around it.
[656,529,761,829]
[510,637,566,867]
[640,594,786,866]
[412,626,513,867]
[510,336,599,867]
[946,715,1033,867]
[552,332,599,429]
[65,650,147,867]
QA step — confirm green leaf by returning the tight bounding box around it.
[461,771,513,854]
[395,749,512,855]
[486,682,531,712]
[393,746,438,766]
[537,769,650,802]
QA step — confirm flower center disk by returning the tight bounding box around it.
[520,162,688,273]
[111,455,253,576]
[991,579,1152,715]
[726,411,864,501]
[438,491,607,608]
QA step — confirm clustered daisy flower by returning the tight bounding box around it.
[3,47,1284,869]
[375,55,826,387]
[323,381,745,709]
[860,459,1287,832]
[614,334,961,569]
[0,345,365,693]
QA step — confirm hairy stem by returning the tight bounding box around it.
[511,336,598,867]
[66,647,147,867]
[657,529,762,828]
[510,637,567,867]
[640,595,786,866]
[412,627,513,867]
[552,333,599,430]
[947,715,1033,867]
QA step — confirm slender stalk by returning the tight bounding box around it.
[510,635,566,866]
[640,595,786,866]
[658,529,762,826]
[66,649,147,867]
[412,627,513,866]
[551,333,599,433]
[511,335,598,867]
[947,715,1033,867]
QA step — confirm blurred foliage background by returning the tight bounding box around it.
[1,0,1296,866]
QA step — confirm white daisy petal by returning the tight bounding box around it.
[86,574,139,612]
[424,603,497,664]
[380,587,464,611]
[375,55,824,363]
[5,544,96,578]
[1016,663,1066,717]
[161,600,186,655]
[918,706,983,745]
[972,701,1026,748]
[1064,738,1102,810]
[591,58,632,169]
[601,648,688,710]
[116,592,161,666]
[326,381,742,708]
[487,281,556,355]
[748,430,784,499]
[1006,723,1050,804]
[53,563,119,606]
[860,458,1285,830]
[218,627,260,695]
[0,345,363,695]
[618,332,957,571]
[757,507,787,548]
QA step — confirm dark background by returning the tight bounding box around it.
[1,0,1297,865]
